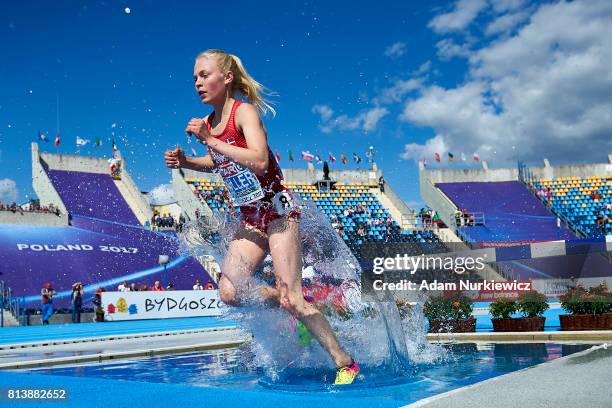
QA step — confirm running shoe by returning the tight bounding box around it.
[334,359,360,385]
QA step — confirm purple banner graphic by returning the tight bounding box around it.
[0,215,215,309]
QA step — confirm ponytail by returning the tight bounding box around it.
[196,49,276,116]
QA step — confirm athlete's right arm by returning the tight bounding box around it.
[183,154,215,172]
[165,148,215,172]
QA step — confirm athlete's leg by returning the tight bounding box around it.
[218,224,269,306]
[267,216,353,368]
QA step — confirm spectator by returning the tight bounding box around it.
[93,286,105,309]
[139,284,149,291]
[71,282,84,323]
[204,281,215,290]
[378,176,385,193]
[117,281,129,292]
[41,282,55,325]
[431,211,441,227]
[151,281,164,292]
[596,212,605,229]
[166,282,175,291]
[129,283,138,291]
[193,279,203,290]
[454,209,463,227]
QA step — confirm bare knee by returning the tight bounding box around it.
[219,279,240,306]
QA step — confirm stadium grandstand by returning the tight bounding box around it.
[174,163,448,262]
[419,155,612,283]
[0,143,216,323]
[3,143,609,325]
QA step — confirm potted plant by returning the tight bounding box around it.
[559,283,612,330]
[490,291,548,332]
[490,297,518,332]
[424,292,476,333]
[95,306,105,322]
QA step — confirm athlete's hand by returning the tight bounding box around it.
[186,118,213,145]
[165,147,186,169]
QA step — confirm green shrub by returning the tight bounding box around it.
[560,283,612,315]
[489,297,518,319]
[424,291,473,321]
[518,290,549,317]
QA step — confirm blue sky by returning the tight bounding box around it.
[1,0,610,208]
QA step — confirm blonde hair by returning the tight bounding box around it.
[197,49,276,116]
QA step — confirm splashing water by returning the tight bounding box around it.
[178,199,448,388]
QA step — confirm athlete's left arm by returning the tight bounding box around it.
[187,104,269,176]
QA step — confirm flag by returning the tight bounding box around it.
[288,150,294,162]
[275,151,281,163]
[108,157,120,172]
[328,152,336,163]
[94,137,102,147]
[38,131,49,142]
[473,153,480,161]
[76,136,90,146]
[365,146,374,163]
[448,152,454,161]
[461,152,466,161]
[112,139,118,151]
[434,152,441,162]
[191,146,197,157]
[353,153,361,163]
[301,151,314,162]
[314,154,322,164]
[341,153,348,165]
[54,132,60,147]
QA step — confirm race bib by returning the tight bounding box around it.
[222,163,265,206]
[272,190,297,215]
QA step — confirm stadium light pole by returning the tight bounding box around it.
[158,255,170,288]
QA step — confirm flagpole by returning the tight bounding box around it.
[56,93,60,135]
[55,93,61,149]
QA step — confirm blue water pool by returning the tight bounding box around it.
[24,342,590,404]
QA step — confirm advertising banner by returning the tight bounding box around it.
[101,290,224,321]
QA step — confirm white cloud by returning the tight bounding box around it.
[0,178,18,203]
[384,42,407,58]
[429,0,488,34]
[414,60,432,75]
[147,184,176,206]
[485,10,530,36]
[402,0,612,165]
[376,78,423,104]
[362,108,389,132]
[315,106,389,134]
[436,38,472,60]
[490,0,526,13]
[400,135,449,162]
[311,104,334,121]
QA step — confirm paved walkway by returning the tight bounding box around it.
[405,344,612,408]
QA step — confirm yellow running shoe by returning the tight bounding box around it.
[334,360,360,385]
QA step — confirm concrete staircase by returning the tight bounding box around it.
[371,189,416,229]
[114,178,151,225]
[1,309,20,327]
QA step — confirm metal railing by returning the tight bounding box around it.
[0,280,24,327]
[450,211,486,229]
[517,160,589,238]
